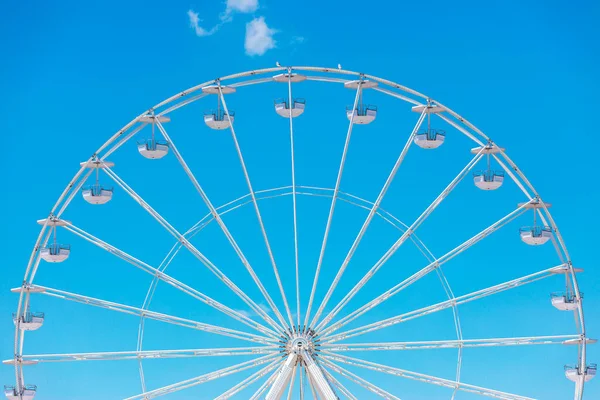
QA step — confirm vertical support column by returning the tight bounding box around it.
[266,353,298,400]
[302,350,338,400]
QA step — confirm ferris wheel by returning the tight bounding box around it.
[5,65,596,399]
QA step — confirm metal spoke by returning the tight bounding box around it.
[6,346,279,364]
[102,166,283,333]
[322,367,358,400]
[305,80,363,328]
[320,200,531,337]
[323,352,534,400]
[310,110,427,328]
[320,358,399,400]
[286,71,302,328]
[64,222,279,339]
[322,334,583,352]
[218,84,294,330]
[250,366,281,400]
[154,119,288,332]
[323,264,568,343]
[125,353,279,400]
[26,285,278,345]
[316,149,485,331]
[215,358,281,399]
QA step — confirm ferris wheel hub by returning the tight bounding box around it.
[284,330,317,356]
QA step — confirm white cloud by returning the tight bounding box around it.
[227,0,258,13]
[245,17,277,56]
[290,36,305,45]
[221,0,259,22]
[187,9,220,37]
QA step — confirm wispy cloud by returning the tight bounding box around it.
[245,17,277,56]
[290,35,305,45]
[187,9,221,37]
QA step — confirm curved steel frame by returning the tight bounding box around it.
[9,66,587,399]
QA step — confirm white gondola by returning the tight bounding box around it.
[4,385,36,400]
[39,244,70,263]
[80,160,114,204]
[519,226,552,245]
[204,111,235,130]
[473,170,504,190]
[137,139,169,159]
[346,105,377,125]
[414,129,445,149]
[565,364,597,382]
[275,98,305,118]
[551,292,581,311]
[82,184,113,205]
[12,312,44,331]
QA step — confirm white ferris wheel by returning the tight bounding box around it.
[5,65,596,399]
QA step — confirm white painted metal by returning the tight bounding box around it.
[414,129,445,149]
[10,66,589,400]
[82,184,113,204]
[125,354,279,400]
[344,80,378,89]
[202,85,236,94]
[12,313,43,332]
[137,140,169,159]
[39,244,70,263]
[266,354,298,400]
[323,335,584,352]
[520,226,553,245]
[346,105,376,124]
[6,346,278,364]
[565,364,596,382]
[412,104,445,114]
[4,385,36,400]
[274,73,307,83]
[204,111,235,130]
[316,150,488,332]
[275,98,305,118]
[311,111,427,329]
[218,84,295,330]
[323,353,534,400]
[302,351,338,400]
[321,358,398,399]
[29,284,278,345]
[552,292,580,311]
[474,170,504,190]
[324,264,567,343]
[138,114,170,124]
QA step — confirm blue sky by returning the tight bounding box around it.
[1,0,599,398]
